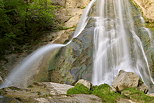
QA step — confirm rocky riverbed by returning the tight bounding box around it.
[0,71,153,103]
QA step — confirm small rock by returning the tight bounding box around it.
[76,79,92,89]
[112,70,140,92]
[117,98,136,103]
[137,83,149,93]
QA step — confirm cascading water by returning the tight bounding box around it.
[1,0,154,91]
[92,0,154,88]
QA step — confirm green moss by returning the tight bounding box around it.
[67,83,91,95]
[91,84,123,103]
[122,88,154,103]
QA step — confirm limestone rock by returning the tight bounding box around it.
[76,79,92,89]
[35,94,102,103]
[112,70,140,92]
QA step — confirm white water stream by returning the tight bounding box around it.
[1,0,153,89]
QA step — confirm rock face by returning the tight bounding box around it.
[132,0,154,22]
[112,70,148,93]
[76,79,92,89]
[49,23,94,84]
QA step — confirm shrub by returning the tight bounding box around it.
[0,0,57,58]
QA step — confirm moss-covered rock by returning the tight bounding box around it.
[67,83,91,95]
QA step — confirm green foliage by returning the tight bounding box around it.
[122,88,154,103]
[67,83,91,95]
[0,0,57,58]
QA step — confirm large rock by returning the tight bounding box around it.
[112,70,146,92]
[43,82,73,95]
[76,79,92,89]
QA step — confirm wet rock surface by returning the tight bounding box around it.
[130,1,154,79]
[49,23,94,84]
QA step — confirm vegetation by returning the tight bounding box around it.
[67,84,154,103]
[0,0,57,59]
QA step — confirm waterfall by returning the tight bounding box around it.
[1,0,153,89]
[92,0,154,88]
